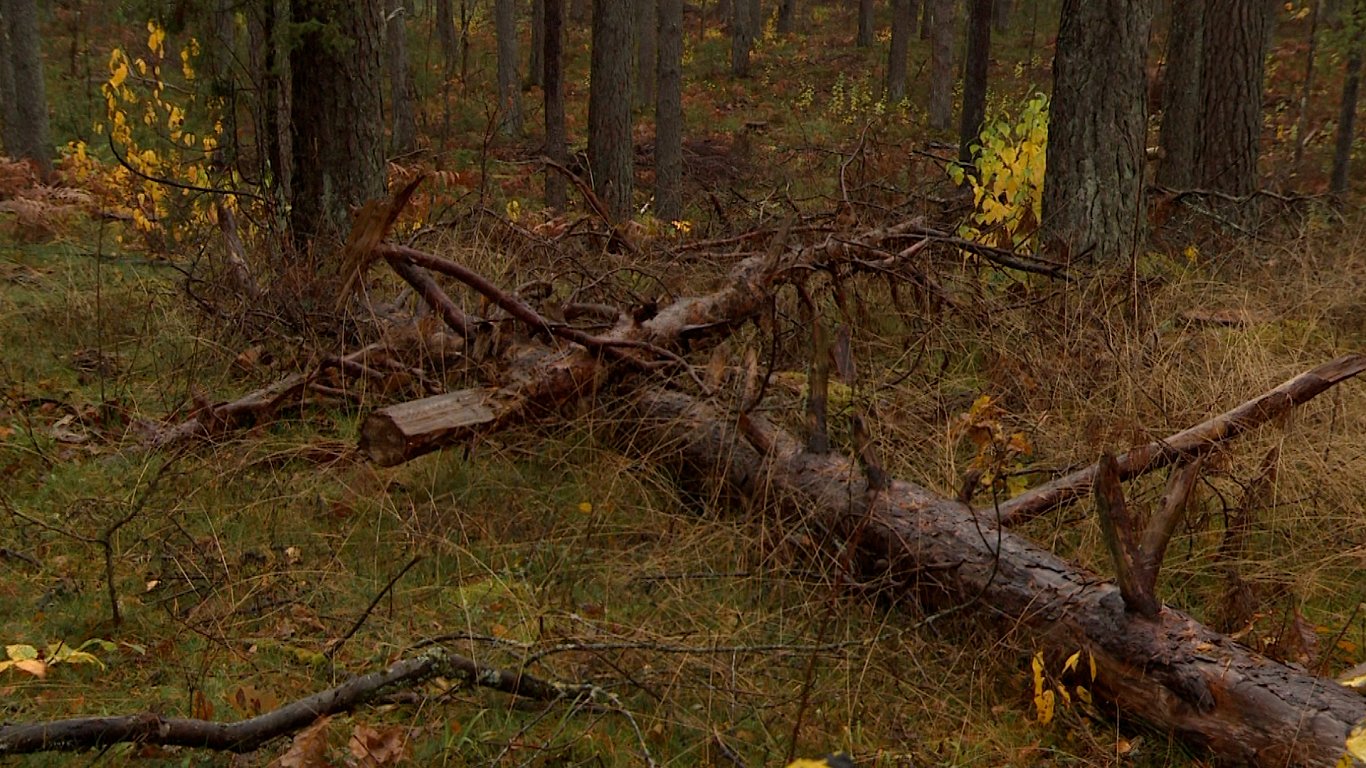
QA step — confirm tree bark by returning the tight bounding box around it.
[1331,0,1365,195]
[530,0,545,87]
[249,0,293,208]
[857,0,875,46]
[777,0,797,34]
[289,0,384,246]
[386,0,417,156]
[544,0,568,209]
[495,0,523,136]
[958,0,992,164]
[636,0,658,107]
[0,1,18,156]
[731,0,753,76]
[1196,0,1273,195]
[614,387,1366,768]
[1042,0,1151,262]
[655,0,684,221]
[1,0,51,176]
[1156,0,1204,188]
[435,0,460,78]
[589,0,635,220]
[927,0,957,130]
[992,0,1010,32]
[886,0,911,103]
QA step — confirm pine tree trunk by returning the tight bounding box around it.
[1156,0,1203,188]
[655,0,684,221]
[993,0,1011,32]
[495,0,523,136]
[1,0,51,176]
[958,0,992,164]
[1331,2,1365,195]
[927,0,956,129]
[731,0,752,76]
[289,0,385,245]
[636,0,657,107]
[0,2,19,156]
[544,0,567,209]
[387,0,417,155]
[857,0,875,46]
[886,0,911,103]
[435,0,460,78]
[530,0,545,87]
[1196,0,1272,195]
[777,0,797,34]
[1042,0,1151,262]
[250,0,293,205]
[589,0,634,220]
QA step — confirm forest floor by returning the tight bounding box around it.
[3,3,1366,767]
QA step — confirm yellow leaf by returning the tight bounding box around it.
[1347,722,1366,761]
[578,501,593,514]
[1034,688,1055,725]
[6,645,38,661]
[1063,650,1081,675]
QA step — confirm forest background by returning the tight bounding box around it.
[2,0,1366,766]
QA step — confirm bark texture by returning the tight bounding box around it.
[777,0,797,33]
[731,0,753,76]
[530,0,545,87]
[959,0,992,164]
[495,0,523,135]
[655,0,684,221]
[927,0,957,129]
[386,0,417,155]
[435,0,460,77]
[1196,0,1272,194]
[1,0,51,175]
[289,0,385,245]
[0,1,17,155]
[1157,0,1204,188]
[1042,0,1151,262]
[1331,0,1365,194]
[544,0,567,209]
[588,0,635,220]
[857,0,874,46]
[617,388,1366,768]
[886,0,911,103]
[636,0,657,106]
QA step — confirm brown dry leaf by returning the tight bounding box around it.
[191,690,215,720]
[348,723,409,767]
[269,715,332,768]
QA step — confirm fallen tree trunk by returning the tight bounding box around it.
[615,388,1366,767]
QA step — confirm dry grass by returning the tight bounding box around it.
[3,203,1365,768]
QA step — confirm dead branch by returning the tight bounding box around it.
[615,388,1366,768]
[0,647,590,756]
[993,354,1366,525]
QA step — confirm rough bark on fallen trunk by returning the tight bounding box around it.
[614,388,1366,768]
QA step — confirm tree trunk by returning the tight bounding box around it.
[1292,0,1319,172]
[249,0,293,208]
[435,0,460,78]
[1331,0,1365,195]
[958,0,992,164]
[289,0,385,245]
[731,0,753,76]
[927,0,957,130]
[589,0,634,221]
[530,0,545,87]
[616,385,1366,768]
[636,0,657,107]
[495,0,523,136]
[0,1,18,156]
[545,0,567,209]
[1,0,51,176]
[857,0,875,46]
[386,0,417,156]
[572,0,591,23]
[919,0,930,39]
[1042,0,1151,263]
[655,0,684,221]
[886,0,911,103]
[777,0,797,34]
[992,0,1010,32]
[1156,0,1203,188]
[1196,0,1272,195]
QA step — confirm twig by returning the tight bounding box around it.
[324,556,423,660]
[0,647,591,755]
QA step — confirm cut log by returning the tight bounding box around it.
[615,388,1366,768]
[361,389,497,466]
